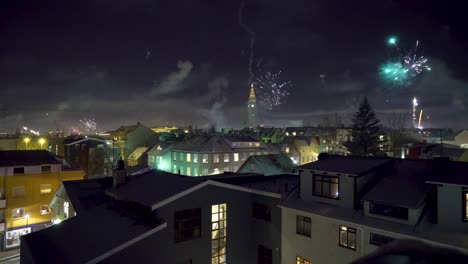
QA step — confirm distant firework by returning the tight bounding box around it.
[79,118,97,132]
[254,71,292,111]
[380,37,431,86]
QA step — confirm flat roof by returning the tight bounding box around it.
[0,150,60,167]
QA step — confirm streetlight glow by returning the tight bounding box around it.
[39,138,46,149]
[24,137,30,150]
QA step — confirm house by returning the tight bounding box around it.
[21,166,298,263]
[402,142,468,162]
[258,127,284,144]
[443,129,468,148]
[281,136,320,165]
[0,150,84,250]
[160,135,279,176]
[237,154,295,176]
[147,142,174,170]
[127,147,149,167]
[280,155,468,264]
[64,135,119,178]
[109,123,159,162]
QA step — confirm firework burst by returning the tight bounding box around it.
[254,71,291,111]
[79,118,97,132]
[380,37,431,86]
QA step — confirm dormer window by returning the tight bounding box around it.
[313,175,339,199]
[463,192,468,222]
[369,202,408,220]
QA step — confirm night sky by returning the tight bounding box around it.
[1,0,468,131]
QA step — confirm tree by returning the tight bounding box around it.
[344,97,384,156]
[385,112,410,157]
[319,113,346,154]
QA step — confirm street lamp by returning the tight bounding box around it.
[24,137,30,150]
[39,138,45,149]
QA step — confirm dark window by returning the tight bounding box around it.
[463,192,468,222]
[13,167,24,174]
[313,175,339,199]
[253,202,271,222]
[41,165,51,173]
[369,202,409,220]
[296,215,311,237]
[257,245,272,264]
[370,233,395,246]
[174,208,201,242]
[339,225,356,250]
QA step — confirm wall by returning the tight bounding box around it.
[107,185,282,264]
[300,170,355,209]
[437,184,468,231]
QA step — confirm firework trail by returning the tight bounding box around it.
[238,0,256,85]
[380,37,431,86]
[254,71,292,111]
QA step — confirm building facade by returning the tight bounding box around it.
[110,123,159,161]
[0,150,83,250]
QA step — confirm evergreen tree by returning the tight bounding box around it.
[344,97,384,156]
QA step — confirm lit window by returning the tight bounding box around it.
[285,132,289,136]
[212,203,227,264]
[255,142,260,147]
[186,153,191,163]
[285,147,290,153]
[464,192,468,222]
[179,152,184,162]
[313,175,339,199]
[233,153,239,162]
[12,186,25,198]
[296,256,311,264]
[213,168,220,174]
[193,154,198,163]
[40,184,52,194]
[187,167,191,176]
[339,225,356,250]
[202,154,209,164]
[173,165,177,173]
[194,167,198,176]
[12,208,25,219]
[173,152,177,161]
[223,167,229,172]
[223,153,229,162]
[5,227,30,248]
[64,202,69,219]
[292,132,297,136]
[214,154,220,163]
[40,205,51,215]
[241,153,247,161]
[174,208,201,242]
[180,166,184,175]
[296,215,311,237]
[202,169,209,175]
[41,165,51,173]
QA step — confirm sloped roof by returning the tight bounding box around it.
[0,150,61,167]
[171,135,264,153]
[362,159,434,208]
[21,200,165,264]
[62,177,113,213]
[147,142,174,155]
[298,155,392,176]
[258,127,280,138]
[128,147,149,161]
[239,154,295,176]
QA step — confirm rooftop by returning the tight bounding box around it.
[239,154,295,176]
[298,155,392,176]
[0,150,61,167]
[128,147,149,161]
[61,177,113,213]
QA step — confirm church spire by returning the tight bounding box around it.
[247,83,259,128]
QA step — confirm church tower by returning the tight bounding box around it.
[247,84,259,128]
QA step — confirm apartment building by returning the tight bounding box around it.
[151,135,279,176]
[281,155,468,264]
[0,150,83,250]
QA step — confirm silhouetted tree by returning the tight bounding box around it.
[344,97,384,156]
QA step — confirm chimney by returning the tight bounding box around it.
[113,158,127,188]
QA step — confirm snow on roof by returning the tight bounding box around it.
[239,154,295,176]
[298,155,392,176]
[128,147,149,161]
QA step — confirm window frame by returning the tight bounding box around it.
[369,232,394,246]
[40,205,51,215]
[213,154,220,163]
[12,208,25,219]
[369,202,409,220]
[12,186,25,198]
[296,215,311,237]
[296,255,312,264]
[41,165,52,173]
[339,225,357,250]
[174,208,202,243]
[257,244,272,264]
[13,167,24,175]
[463,191,468,222]
[223,153,229,163]
[252,202,271,222]
[312,174,340,199]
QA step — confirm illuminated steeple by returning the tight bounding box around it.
[247,83,259,128]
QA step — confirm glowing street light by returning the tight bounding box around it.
[24,137,30,150]
[39,138,46,149]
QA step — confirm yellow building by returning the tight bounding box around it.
[0,136,65,156]
[0,150,83,249]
